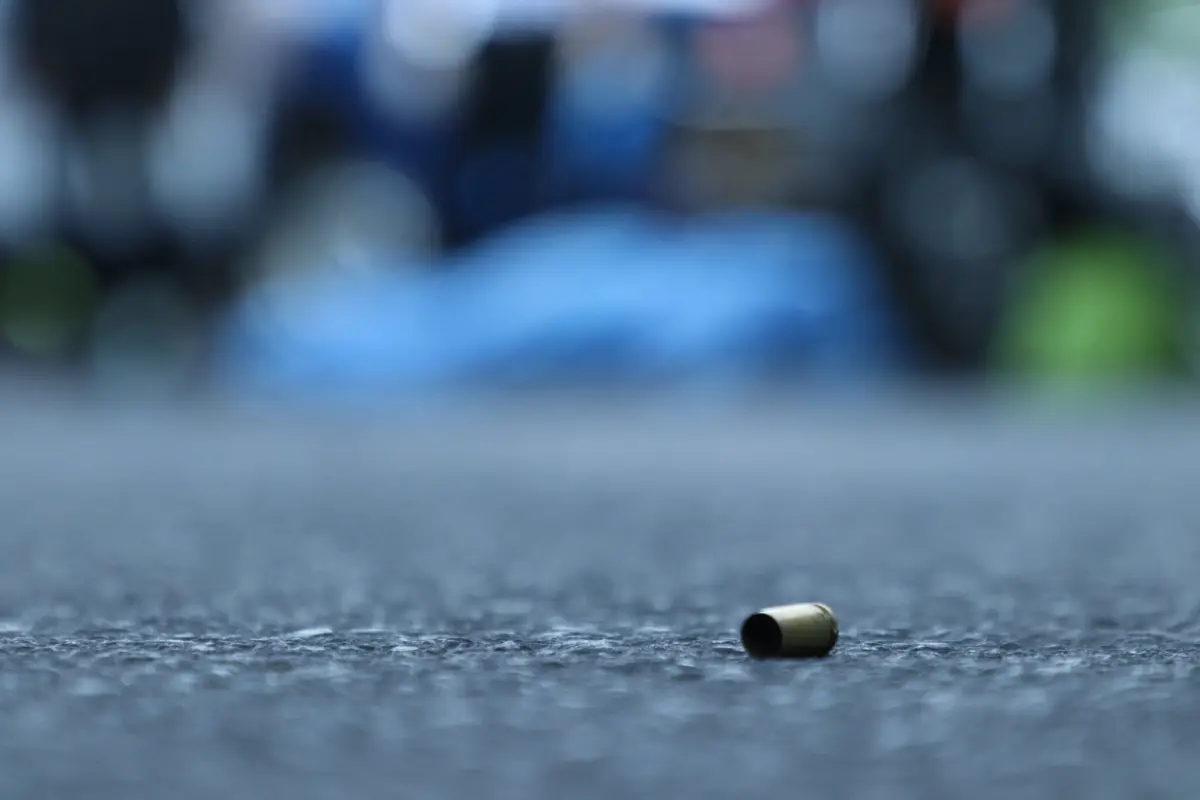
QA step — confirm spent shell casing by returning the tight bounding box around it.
[740,602,838,658]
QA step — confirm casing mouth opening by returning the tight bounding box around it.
[740,612,783,659]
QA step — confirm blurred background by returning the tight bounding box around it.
[0,0,1196,398]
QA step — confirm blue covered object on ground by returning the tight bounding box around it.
[215,208,911,396]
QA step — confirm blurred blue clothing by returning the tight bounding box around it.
[278,5,456,194]
[216,208,911,397]
[279,6,671,231]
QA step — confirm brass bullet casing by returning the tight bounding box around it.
[740,603,838,659]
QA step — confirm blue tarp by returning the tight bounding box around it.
[215,208,910,396]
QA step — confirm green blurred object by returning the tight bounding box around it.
[995,231,1186,384]
[1102,1,1200,60]
[0,243,99,358]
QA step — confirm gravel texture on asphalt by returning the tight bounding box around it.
[2,393,1200,799]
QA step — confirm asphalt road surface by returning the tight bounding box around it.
[2,391,1200,799]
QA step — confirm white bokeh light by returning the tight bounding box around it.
[148,80,267,244]
[814,0,923,101]
[1087,51,1200,203]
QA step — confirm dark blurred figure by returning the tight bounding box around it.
[3,0,234,380]
[11,0,188,119]
[838,0,1100,371]
[443,34,556,249]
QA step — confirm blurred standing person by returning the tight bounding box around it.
[9,0,191,256]
[847,0,1098,371]
[3,0,281,387]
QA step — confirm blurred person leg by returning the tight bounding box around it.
[444,35,556,249]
